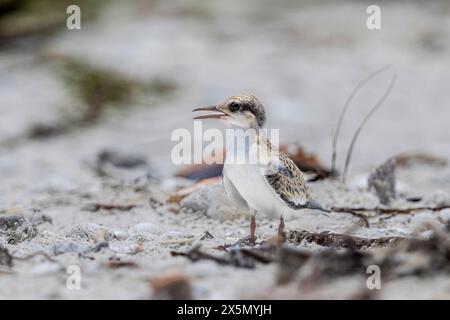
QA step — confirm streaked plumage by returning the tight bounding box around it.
[262,139,310,210]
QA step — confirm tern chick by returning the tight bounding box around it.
[193,94,329,244]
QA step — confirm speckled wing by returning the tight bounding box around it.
[264,151,311,210]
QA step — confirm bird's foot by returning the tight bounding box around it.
[275,215,286,245]
[277,215,285,235]
[238,236,257,247]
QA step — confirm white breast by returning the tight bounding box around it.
[223,138,287,218]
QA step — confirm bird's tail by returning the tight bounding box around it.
[305,199,332,214]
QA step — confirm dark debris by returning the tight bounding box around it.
[83,203,137,212]
[0,245,13,267]
[288,230,408,249]
[0,214,51,244]
[171,244,279,269]
[172,225,450,290]
[200,231,214,241]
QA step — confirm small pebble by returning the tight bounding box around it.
[129,222,157,235]
[113,230,129,240]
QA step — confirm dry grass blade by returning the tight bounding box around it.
[331,65,392,174]
[342,72,397,182]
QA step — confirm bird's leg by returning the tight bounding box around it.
[250,214,256,245]
[277,215,286,240]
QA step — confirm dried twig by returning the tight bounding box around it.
[288,230,408,249]
[332,205,450,215]
[239,248,276,264]
[83,203,138,212]
[332,208,370,227]
[171,246,234,266]
[107,260,138,269]
[171,244,279,269]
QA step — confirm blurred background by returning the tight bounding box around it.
[1,0,450,197]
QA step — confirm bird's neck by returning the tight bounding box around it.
[224,128,269,165]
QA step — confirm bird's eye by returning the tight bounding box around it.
[229,102,241,112]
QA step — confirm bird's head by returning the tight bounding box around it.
[193,94,266,129]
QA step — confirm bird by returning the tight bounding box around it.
[193,94,330,244]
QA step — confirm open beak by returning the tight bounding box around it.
[192,106,228,120]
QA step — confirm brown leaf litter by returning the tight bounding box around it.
[167,177,220,204]
[279,145,334,181]
[394,152,447,168]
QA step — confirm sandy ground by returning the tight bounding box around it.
[1,0,450,299]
